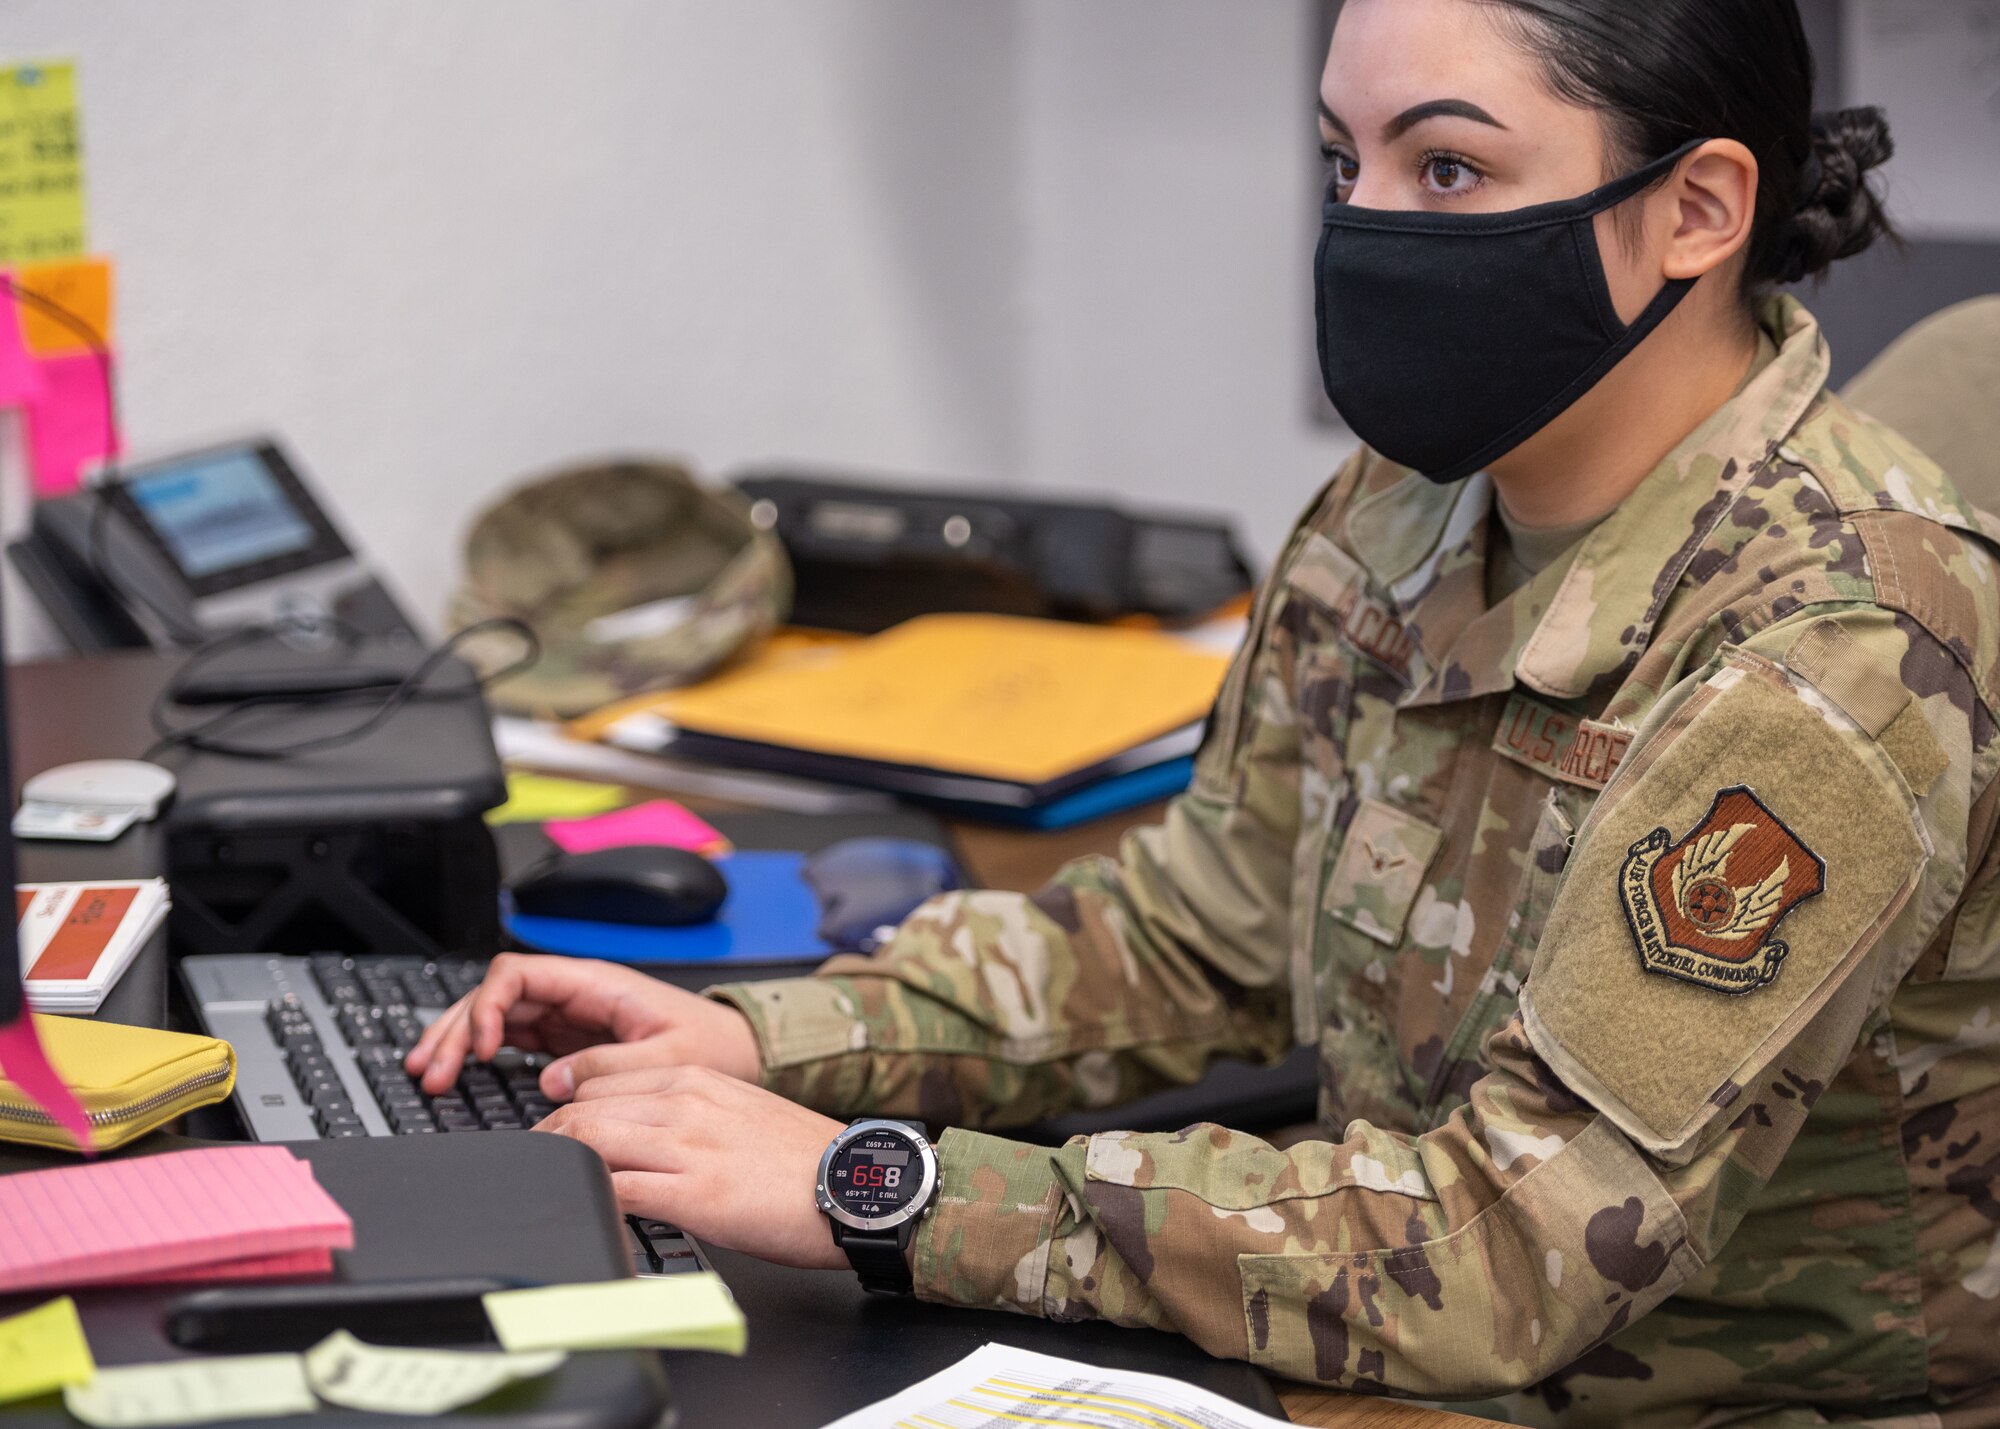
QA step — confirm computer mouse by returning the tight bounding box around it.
[509,845,729,927]
[802,838,963,951]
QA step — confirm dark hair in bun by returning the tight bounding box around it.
[1782,107,1898,284]
[1476,0,1900,292]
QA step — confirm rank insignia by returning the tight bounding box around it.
[1618,786,1825,994]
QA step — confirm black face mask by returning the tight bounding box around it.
[1315,140,1707,485]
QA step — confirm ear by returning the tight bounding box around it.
[1658,138,1759,281]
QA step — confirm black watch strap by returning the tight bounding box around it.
[833,1224,914,1296]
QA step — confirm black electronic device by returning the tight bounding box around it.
[8,436,422,653]
[510,845,729,927]
[732,469,1255,633]
[815,1117,940,1296]
[150,638,507,959]
[178,950,714,1283]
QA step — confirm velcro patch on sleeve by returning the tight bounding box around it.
[1521,658,1926,1160]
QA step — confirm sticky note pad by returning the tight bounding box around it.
[486,774,627,825]
[0,1144,352,1294]
[14,255,112,355]
[545,799,728,857]
[484,1273,747,1355]
[0,1296,93,1405]
[23,347,116,496]
[0,62,88,265]
[305,1331,564,1415]
[63,1353,315,1427]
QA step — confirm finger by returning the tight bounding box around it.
[606,1170,682,1222]
[566,1066,695,1103]
[405,997,466,1071]
[410,1003,474,1091]
[536,1107,682,1173]
[540,1093,694,1131]
[467,960,533,1064]
[544,1036,689,1101]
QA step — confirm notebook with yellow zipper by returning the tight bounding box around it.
[0,1015,235,1151]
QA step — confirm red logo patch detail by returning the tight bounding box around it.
[1618,786,1825,994]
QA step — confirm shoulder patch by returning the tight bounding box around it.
[1618,786,1825,994]
[1521,655,1927,1161]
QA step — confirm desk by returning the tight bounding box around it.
[5,650,1478,1427]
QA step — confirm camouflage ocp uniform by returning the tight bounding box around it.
[713,298,2000,1427]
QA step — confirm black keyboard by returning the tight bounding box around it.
[180,951,714,1278]
[277,954,557,1137]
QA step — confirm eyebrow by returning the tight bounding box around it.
[1318,97,1508,143]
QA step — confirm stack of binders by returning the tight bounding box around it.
[577,614,1232,829]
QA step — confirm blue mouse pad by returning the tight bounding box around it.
[504,850,836,966]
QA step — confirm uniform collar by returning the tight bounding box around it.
[1340,296,1831,708]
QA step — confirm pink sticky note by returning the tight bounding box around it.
[125,1246,336,1286]
[0,1144,353,1294]
[0,1016,92,1153]
[545,799,730,857]
[22,348,117,496]
[0,297,47,408]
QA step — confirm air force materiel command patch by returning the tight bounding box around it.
[1618,786,1826,994]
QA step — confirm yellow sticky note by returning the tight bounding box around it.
[483,1273,747,1355]
[0,1295,94,1404]
[305,1330,563,1415]
[486,773,627,824]
[0,61,87,265]
[15,254,112,354]
[62,1353,314,1428]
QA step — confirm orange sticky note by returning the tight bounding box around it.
[13,257,111,356]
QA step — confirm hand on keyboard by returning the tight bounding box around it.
[537,1065,849,1272]
[404,953,761,1101]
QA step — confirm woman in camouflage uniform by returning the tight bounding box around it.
[414,1,2000,1422]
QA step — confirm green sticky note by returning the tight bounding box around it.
[62,1353,314,1427]
[0,1295,94,1404]
[483,1274,747,1355]
[0,61,87,264]
[486,773,627,824]
[304,1330,564,1416]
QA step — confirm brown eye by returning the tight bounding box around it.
[1419,151,1480,196]
[1322,148,1361,200]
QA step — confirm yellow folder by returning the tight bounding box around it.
[644,614,1229,787]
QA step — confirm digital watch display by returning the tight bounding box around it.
[815,1118,940,1294]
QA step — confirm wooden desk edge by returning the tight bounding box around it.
[1278,1383,1496,1426]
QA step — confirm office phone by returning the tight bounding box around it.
[8,436,421,652]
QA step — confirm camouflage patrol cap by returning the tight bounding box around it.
[449,459,791,718]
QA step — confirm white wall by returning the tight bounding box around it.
[1845,2,2000,240]
[0,2,1353,656]
[1018,1,1356,555]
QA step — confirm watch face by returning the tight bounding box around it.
[825,1128,926,1224]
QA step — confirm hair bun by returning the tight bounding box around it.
[1780,106,1896,284]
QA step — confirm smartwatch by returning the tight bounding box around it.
[814,1118,940,1295]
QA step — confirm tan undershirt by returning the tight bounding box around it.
[1484,330,1782,606]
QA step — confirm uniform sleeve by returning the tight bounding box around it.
[704,469,1348,1127]
[906,607,1981,1398]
